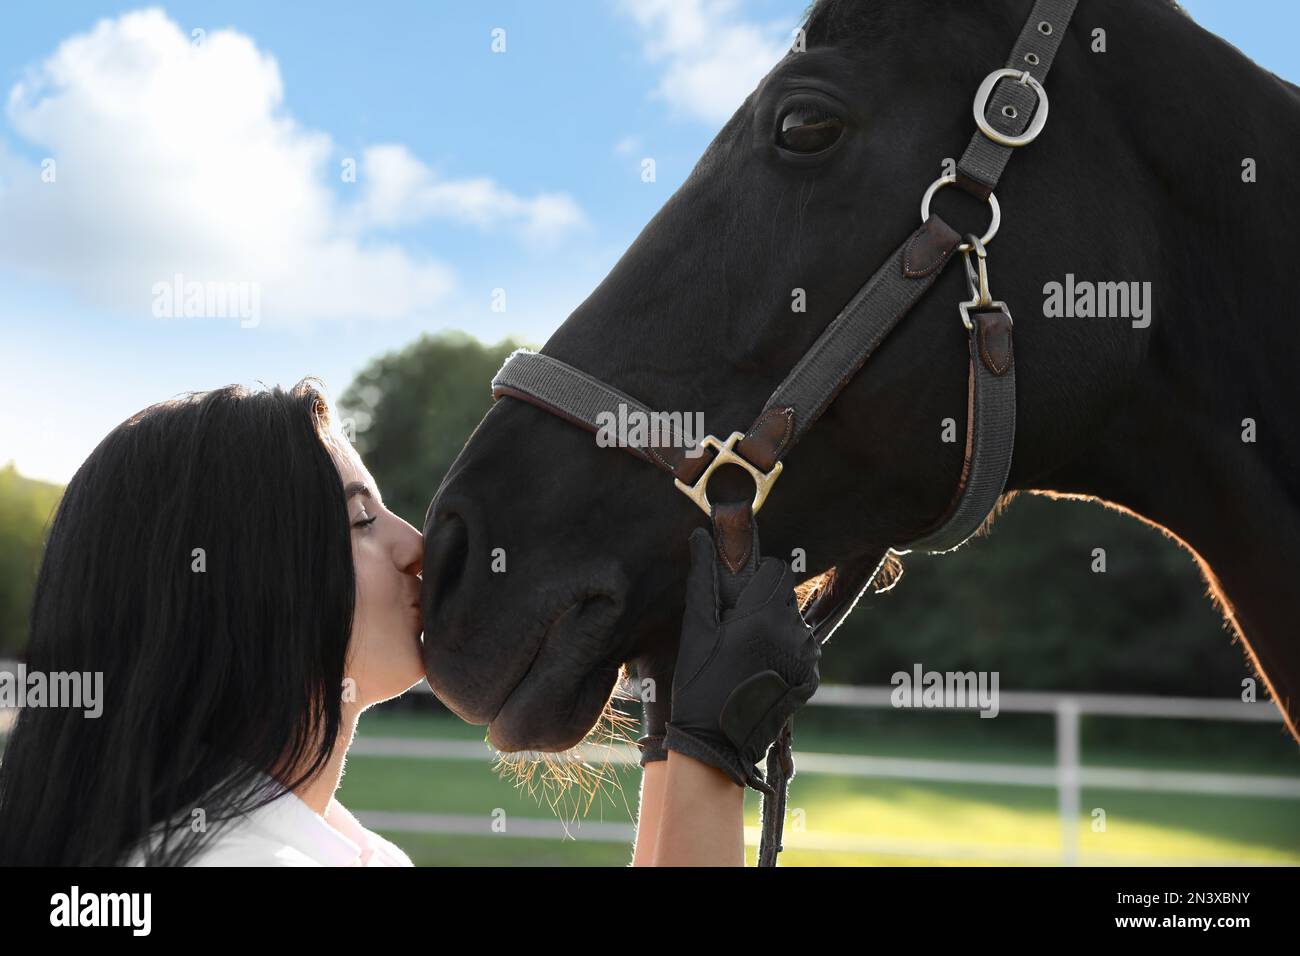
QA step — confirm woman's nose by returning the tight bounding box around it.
[393,516,424,577]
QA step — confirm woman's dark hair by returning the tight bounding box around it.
[0,379,355,865]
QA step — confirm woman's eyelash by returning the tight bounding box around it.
[354,514,377,529]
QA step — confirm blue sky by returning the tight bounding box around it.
[0,0,1294,484]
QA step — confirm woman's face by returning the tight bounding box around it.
[330,439,426,709]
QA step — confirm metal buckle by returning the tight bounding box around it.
[957,233,1013,332]
[958,298,1013,333]
[973,68,1049,148]
[673,431,784,516]
[921,174,1000,252]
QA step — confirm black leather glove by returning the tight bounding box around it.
[663,526,821,794]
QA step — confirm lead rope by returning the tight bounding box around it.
[758,718,795,867]
[709,504,793,867]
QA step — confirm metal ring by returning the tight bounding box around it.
[920,175,1000,251]
[973,68,1049,148]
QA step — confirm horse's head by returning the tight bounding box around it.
[422,0,1173,751]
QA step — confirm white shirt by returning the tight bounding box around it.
[124,773,414,867]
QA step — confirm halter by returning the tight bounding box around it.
[490,0,1078,865]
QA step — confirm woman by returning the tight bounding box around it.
[0,380,424,866]
[0,379,818,866]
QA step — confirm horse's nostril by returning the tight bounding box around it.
[424,510,468,614]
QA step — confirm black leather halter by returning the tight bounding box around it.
[490,0,1078,866]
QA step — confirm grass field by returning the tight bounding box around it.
[340,709,1300,867]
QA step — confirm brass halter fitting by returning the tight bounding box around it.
[672,432,784,516]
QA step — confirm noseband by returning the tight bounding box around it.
[490,0,1078,866]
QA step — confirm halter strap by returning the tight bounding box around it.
[490,349,705,477]
[957,0,1079,198]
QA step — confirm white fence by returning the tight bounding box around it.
[3,661,1295,864]
[802,684,1295,864]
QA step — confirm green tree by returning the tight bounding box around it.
[339,332,529,527]
[0,463,63,657]
[822,493,1253,699]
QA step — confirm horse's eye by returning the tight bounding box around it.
[777,107,845,154]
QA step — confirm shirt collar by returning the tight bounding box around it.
[245,770,366,866]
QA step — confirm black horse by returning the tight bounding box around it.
[421,0,1300,754]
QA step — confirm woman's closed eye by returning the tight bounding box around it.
[345,481,382,531]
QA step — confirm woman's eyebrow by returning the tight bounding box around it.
[344,481,373,501]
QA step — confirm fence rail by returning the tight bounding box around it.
[798,682,1292,865]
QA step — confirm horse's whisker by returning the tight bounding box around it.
[491,673,642,826]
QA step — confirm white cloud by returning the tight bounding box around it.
[617,0,794,124]
[0,8,585,324]
[352,144,586,242]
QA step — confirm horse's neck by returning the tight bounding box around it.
[1029,10,1300,743]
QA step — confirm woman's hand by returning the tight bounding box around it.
[662,524,821,795]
